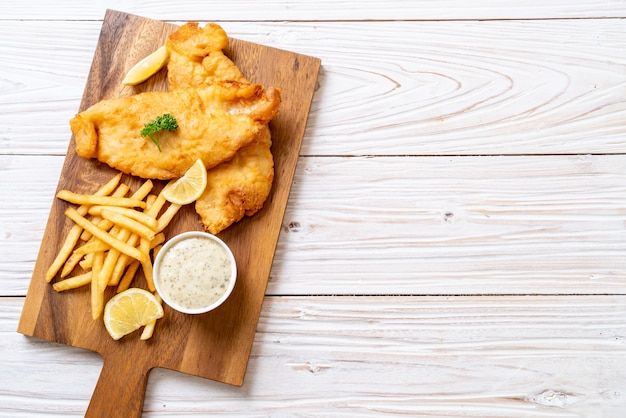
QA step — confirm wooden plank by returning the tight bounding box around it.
[4,154,626,296]
[4,296,626,416]
[15,11,320,417]
[0,1,625,20]
[1,19,625,156]
[272,154,626,295]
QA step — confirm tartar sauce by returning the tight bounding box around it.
[156,235,233,310]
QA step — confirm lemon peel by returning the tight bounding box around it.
[103,288,164,340]
[162,159,208,205]
[122,45,169,86]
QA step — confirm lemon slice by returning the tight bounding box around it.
[122,45,169,86]
[163,158,208,205]
[103,288,164,340]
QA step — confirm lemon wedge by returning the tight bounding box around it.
[162,158,208,205]
[122,45,169,86]
[103,288,164,340]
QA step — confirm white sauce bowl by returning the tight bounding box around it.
[153,231,237,315]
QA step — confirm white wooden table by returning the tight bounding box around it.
[2,2,626,416]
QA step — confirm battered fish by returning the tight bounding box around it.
[166,22,247,90]
[194,127,274,234]
[71,81,280,180]
[166,22,277,234]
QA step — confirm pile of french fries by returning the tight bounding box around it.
[46,173,181,338]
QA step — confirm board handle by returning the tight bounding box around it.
[86,352,151,418]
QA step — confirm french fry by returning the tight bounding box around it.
[88,205,158,229]
[91,250,105,320]
[140,293,162,341]
[45,225,83,282]
[53,271,92,292]
[86,207,125,241]
[65,208,149,265]
[63,230,113,275]
[82,179,156,247]
[151,233,165,249]
[109,233,140,286]
[65,207,154,295]
[100,209,156,241]
[102,226,133,287]
[60,252,84,278]
[139,237,154,291]
[57,190,146,209]
[140,322,156,340]
[100,251,124,287]
[111,190,168,289]
[108,232,164,287]
[145,194,157,208]
[146,192,167,218]
[138,241,156,291]
[99,249,120,300]
[141,255,154,293]
[45,174,123,281]
[131,179,155,201]
[152,244,163,259]
[72,239,111,255]
[116,260,141,293]
[79,252,94,270]
[86,179,153,221]
[156,203,181,233]
[95,208,140,297]
[80,183,130,241]
[94,173,123,196]
[109,193,158,282]
[93,173,123,196]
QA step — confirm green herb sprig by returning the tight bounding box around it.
[140,113,178,152]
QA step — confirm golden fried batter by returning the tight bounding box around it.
[166,22,247,90]
[166,22,278,234]
[194,127,274,234]
[71,81,280,180]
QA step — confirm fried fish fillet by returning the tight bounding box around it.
[71,81,280,180]
[166,22,247,90]
[166,22,278,234]
[194,127,274,234]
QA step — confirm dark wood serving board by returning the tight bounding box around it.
[17,10,320,417]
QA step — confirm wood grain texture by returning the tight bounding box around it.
[272,154,626,295]
[15,10,320,417]
[1,0,625,20]
[4,296,626,416]
[1,19,625,156]
[4,153,626,296]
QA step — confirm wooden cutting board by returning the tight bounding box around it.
[17,9,320,417]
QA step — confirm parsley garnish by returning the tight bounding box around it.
[140,113,178,152]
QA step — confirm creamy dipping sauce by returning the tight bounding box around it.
[156,235,234,311]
